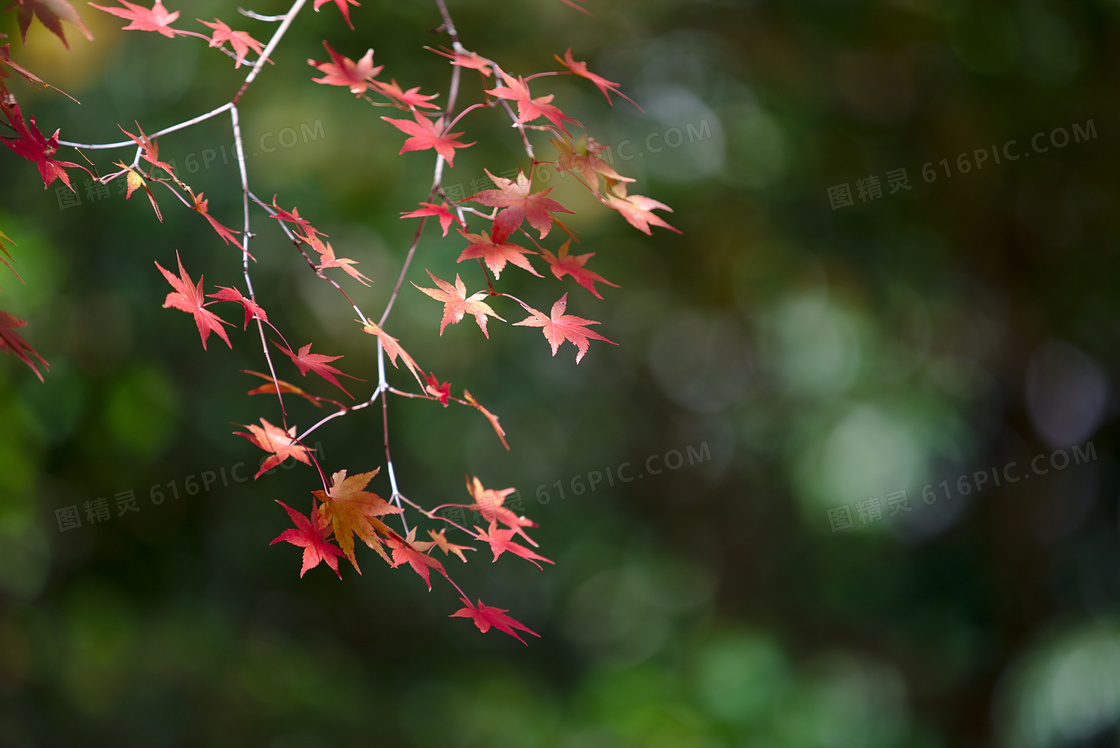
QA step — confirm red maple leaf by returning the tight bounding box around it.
[198,18,267,69]
[89,0,183,38]
[118,122,175,175]
[271,501,344,578]
[273,340,362,398]
[558,0,592,15]
[190,192,241,246]
[206,286,267,328]
[381,112,473,166]
[603,188,681,235]
[312,0,359,29]
[5,0,93,48]
[514,293,616,363]
[486,71,577,135]
[234,418,313,478]
[412,270,504,338]
[476,521,554,569]
[154,251,232,350]
[318,244,372,285]
[466,169,573,242]
[308,41,381,96]
[466,476,535,544]
[0,95,90,190]
[371,79,440,110]
[0,228,18,283]
[539,241,618,299]
[555,48,641,110]
[457,228,540,280]
[428,46,492,77]
[268,196,323,238]
[388,528,447,590]
[400,202,462,237]
[423,370,451,406]
[0,309,48,381]
[450,597,540,645]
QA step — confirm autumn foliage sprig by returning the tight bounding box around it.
[0,0,678,643]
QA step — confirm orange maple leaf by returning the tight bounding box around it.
[116,166,162,221]
[412,270,504,338]
[313,468,402,570]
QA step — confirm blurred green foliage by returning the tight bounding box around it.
[1,0,1118,746]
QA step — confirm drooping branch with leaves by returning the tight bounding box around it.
[0,0,679,643]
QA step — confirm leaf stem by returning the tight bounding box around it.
[58,103,233,150]
[232,0,308,105]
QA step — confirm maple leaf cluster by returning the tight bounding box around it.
[268,470,546,643]
[302,38,679,364]
[0,32,69,380]
[85,1,270,66]
[0,0,680,644]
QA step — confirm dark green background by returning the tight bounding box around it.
[1,0,1118,746]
